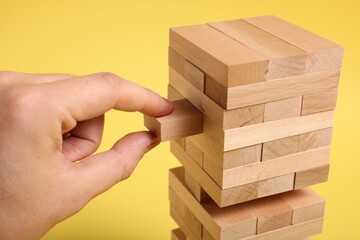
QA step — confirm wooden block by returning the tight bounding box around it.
[169,167,257,240]
[294,165,330,190]
[280,188,326,224]
[241,218,323,240]
[185,169,210,203]
[204,144,262,170]
[204,75,228,108]
[170,24,268,88]
[208,19,307,80]
[184,60,205,92]
[171,140,259,207]
[170,188,203,239]
[169,47,186,76]
[144,99,203,141]
[302,88,338,115]
[262,136,299,161]
[244,194,293,234]
[226,69,340,110]
[202,228,215,240]
[172,229,187,240]
[185,138,203,167]
[264,96,302,122]
[298,128,333,152]
[257,173,294,198]
[224,110,334,151]
[220,146,331,189]
[203,153,294,197]
[169,67,264,129]
[168,84,185,101]
[244,16,344,73]
[175,138,186,150]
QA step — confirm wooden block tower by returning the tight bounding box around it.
[144,15,343,240]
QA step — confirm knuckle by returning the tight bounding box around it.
[96,72,122,86]
[2,86,44,118]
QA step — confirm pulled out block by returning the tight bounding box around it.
[144,99,203,141]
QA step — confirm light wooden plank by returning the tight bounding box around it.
[244,194,293,234]
[204,75,228,108]
[302,88,338,115]
[241,218,323,240]
[171,140,259,207]
[168,84,185,101]
[298,128,333,152]
[169,47,186,76]
[221,146,330,189]
[185,169,210,203]
[206,69,339,111]
[226,69,340,110]
[280,188,326,224]
[175,138,186,150]
[294,165,330,190]
[209,19,306,80]
[170,67,265,129]
[186,138,204,167]
[257,173,294,198]
[170,188,203,239]
[144,99,203,141]
[184,60,205,92]
[171,229,187,240]
[224,110,334,151]
[169,167,257,240]
[170,24,268,87]
[244,15,344,73]
[262,135,299,161]
[264,96,302,122]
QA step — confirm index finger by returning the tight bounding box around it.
[40,72,174,122]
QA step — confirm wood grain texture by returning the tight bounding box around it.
[184,60,205,92]
[169,167,257,240]
[186,138,204,167]
[170,67,265,129]
[280,188,326,224]
[226,69,340,110]
[209,19,307,80]
[298,128,333,152]
[168,84,185,101]
[224,110,334,151]
[144,99,203,141]
[244,194,293,234]
[262,135,299,161]
[170,188,203,239]
[264,96,302,122]
[171,140,259,207]
[294,165,330,190]
[169,47,186,76]
[185,169,210,203]
[171,229,187,240]
[244,15,344,73]
[221,146,330,189]
[170,24,268,87]
[257,173,294,198]
[172,140,300,207]
[241,218,323,240]
[302,88,338,115]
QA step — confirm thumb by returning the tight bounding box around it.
[74,131,158,200]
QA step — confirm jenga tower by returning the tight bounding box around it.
[144,15,343,240]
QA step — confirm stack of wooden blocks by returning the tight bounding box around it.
[144,15,343,240]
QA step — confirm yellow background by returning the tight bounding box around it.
[0,0,358,239]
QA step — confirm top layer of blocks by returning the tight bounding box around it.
[169,15,343,111]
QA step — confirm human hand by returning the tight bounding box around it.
[0,72,173,240]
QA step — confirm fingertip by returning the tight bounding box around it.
[155,98,175,117]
